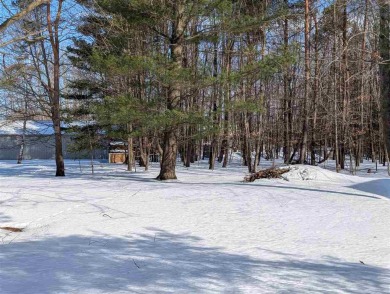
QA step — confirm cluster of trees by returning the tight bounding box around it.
[0,0,390,180]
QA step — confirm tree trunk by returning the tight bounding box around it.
[340,0,349,171]
[158,130,178,180]
[299,0,310,164]
[311,12,319,165]
[127,124,134,172]
[357,0,369,167]
[53,115,65,176]
[47,1,65,176]
[139,136,150,171]
[209,138,217,170]
[157,2,184,180]
[333,2,340,172]
[17,118,27,164]
[379,0,390,174]
[283,4,291,164]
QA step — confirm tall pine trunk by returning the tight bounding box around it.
[157,3,184,180]
[283,2,291,163]
[379,0,390,174]
[311,13,319,165]
[299,0,310,164]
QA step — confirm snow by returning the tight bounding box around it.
[280,165,358,182]
[0,159,389,293]
[281,165,318,181]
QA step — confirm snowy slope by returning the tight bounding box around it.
[0,160,389,293]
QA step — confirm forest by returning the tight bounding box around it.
[1,0,390,180]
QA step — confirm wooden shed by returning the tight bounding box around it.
[108,141,128,163]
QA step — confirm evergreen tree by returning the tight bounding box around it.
[71,0,291,179]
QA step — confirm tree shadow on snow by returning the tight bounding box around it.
[167,181,383,200]
[0,161,160,185]
[248,184,383,200]
[0,228,388,293]
[0,212,11,223]
[349,179,390,200]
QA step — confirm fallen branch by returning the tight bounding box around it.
[133,259,140,269]
[244,167,290,182]
[0,226,24,232]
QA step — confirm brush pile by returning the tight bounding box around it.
[244,167,290,182]
[0,226,24,232]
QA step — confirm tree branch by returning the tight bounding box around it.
[0,0,50,34]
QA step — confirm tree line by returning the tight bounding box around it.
[0,0,390,179]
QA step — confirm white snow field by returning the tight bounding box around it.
[0,159,389,294]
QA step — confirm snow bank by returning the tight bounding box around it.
[281,165,318,181]
[281,165,356,183]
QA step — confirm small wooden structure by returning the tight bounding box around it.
[108,139,160,164]
[108,141,128,163]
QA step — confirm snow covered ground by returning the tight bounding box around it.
[0,159,389,293]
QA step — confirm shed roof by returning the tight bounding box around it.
[0,120,82,135]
